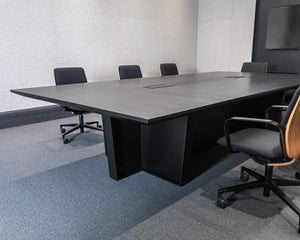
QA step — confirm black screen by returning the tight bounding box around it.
[266,4,300,49]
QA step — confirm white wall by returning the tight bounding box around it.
[0,0,198,112]
[197,0,256,72]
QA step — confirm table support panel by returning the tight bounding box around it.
[141,116,188,185]
[103,115,141,180]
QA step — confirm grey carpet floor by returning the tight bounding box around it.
[0,114,105,185]
[0,114,249,240]
[114,161,300,240]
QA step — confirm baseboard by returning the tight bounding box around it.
[0,105,72,129]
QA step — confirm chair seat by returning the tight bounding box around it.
[217,128,284,159]
[63,106,88,114]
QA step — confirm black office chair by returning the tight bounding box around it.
[118,65,142,80]
[54,67,103,144]
[217,87,300,233]
[160,63,179,76]
[241,62,268,74]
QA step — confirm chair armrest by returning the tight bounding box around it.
[224,117,287,157]
[265,105,288,119]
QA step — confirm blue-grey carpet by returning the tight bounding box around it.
[0,151,246,240]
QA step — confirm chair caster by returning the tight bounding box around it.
[216,197,228,209]
[296,172,300,180]
[240,171,249,182]
[63,138,69,144]
[98,124,103,129]
[60,128,66,133]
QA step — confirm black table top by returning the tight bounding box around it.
[11,72,300,124]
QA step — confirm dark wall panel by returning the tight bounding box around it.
[253,0,300,73]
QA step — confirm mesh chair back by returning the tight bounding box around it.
[241,62,268,74]
[160,63,178,76]
[54,68,87,85]
[118,65,142,80]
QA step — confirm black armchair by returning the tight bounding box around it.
[54,67,103,143]
[217,87,300,233]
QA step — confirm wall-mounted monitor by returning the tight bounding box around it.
[266,4,300,50]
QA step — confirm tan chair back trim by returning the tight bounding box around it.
[285,95,300,159]
[268,158,296,167]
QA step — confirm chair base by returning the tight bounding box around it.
[217,165,300,233]
[60,114,103,143]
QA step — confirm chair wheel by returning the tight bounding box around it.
[296,172,300,180]
[98,124,102,129]
[63,138,69,144]
[61,128,66,133]
[217,197,228,209]
[240,172,249,182]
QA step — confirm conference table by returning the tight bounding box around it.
[11,72,300,185]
